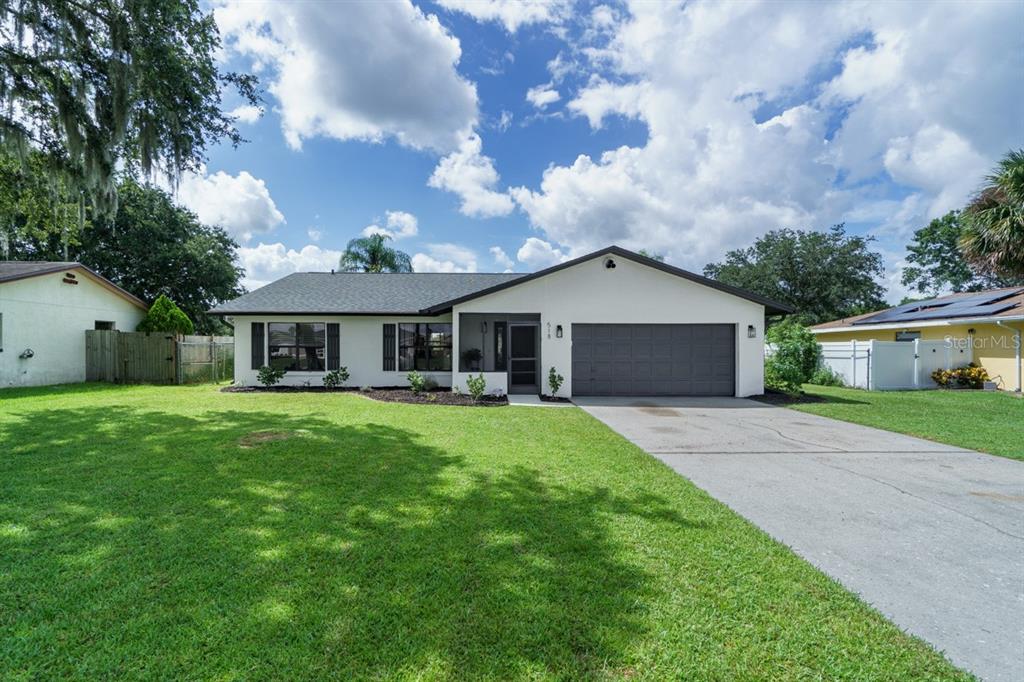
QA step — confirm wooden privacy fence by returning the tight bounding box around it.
[85,330,233,385]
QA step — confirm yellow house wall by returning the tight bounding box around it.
[814,322,1022,391]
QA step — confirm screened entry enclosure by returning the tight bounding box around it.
[268,322,325,371]
[458,314,541,393]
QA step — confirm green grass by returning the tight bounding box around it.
[794,385,1024,461]
[0,384,969,680]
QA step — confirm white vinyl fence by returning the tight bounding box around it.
[817,339,973,390]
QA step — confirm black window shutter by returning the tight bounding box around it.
[382,323,396,371]
[326,323,340,370]
[251,322,265,369]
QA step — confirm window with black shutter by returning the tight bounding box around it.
[326,323,340,370]
[251,322,265,369]
[382,323,396,371]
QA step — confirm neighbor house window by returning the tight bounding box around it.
[895,331,921,342]
[268,322,326,371]
[94,321,115,331]
[398,323,452,371]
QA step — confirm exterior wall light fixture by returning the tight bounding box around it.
[556,325,563,338]
[747,324,756,338]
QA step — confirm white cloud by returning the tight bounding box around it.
[516,237,570,269]
[176,169,285,243]
[216,0,478,153]
[237,242,342,289]
[412,243,478,273]
[361,210,419,240]
[496,110,513,132]
[526,84,561,109]
[489,246,515,271]
[438,0,572,33]
[307,228,322,242]
[510,0,1021,288]
[428,134,514,217]
[229,104,262,123]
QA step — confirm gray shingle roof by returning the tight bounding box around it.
[0,261,80,282]
[210,272,527,315]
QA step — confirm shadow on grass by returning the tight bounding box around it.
[0,404,677,678]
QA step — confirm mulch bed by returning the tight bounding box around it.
[538,395,572,403]
[749,390,830,406]
[221,384,507,407]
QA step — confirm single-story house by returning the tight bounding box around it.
[0,261,148,388]
[212,246,790,398]
[812,287,1023,392]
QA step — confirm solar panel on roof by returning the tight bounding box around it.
[852,288,1022,325]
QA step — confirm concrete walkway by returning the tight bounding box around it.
[574,396,1024,682]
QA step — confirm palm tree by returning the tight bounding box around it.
[960,149,1024,279]
[339,233,413,273]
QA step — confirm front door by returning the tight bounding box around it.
[508,323,539,394]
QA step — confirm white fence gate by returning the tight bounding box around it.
[818,339,973,390]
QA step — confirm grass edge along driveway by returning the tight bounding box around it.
[0,384,971,680]
[792,384,1023,461]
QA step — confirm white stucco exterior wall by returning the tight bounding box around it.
[229,314,454,388]
[452,256,766,397]
[0,269,146,387]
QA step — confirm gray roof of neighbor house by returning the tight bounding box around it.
[0,260,81,282]
[0,260,148,309]
[209,272,528,315]
[211,246,794,316]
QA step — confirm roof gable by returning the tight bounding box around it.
[0,261,148,310]
[424,246,793,315]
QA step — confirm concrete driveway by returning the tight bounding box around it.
[575,396,1024,682]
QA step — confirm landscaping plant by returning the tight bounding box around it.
[323,367,350,389]
[765,319,820,394]
[931,363,990,389]
[809,365,845,387]
[257,365,285,388]
[407,370,427,394]
[465,373,487,402]
[136,295,195,335]
[548,367,564,395]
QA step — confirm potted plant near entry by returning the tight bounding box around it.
[461,348,483,371]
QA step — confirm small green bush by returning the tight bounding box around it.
[257,365,285,387]
[809,365,845,387]
[765,320,820,394]
[465,373,487,402]
[136,294,194,335]
[548,367,564,395]
[323,367,349,389]
[407,370,427,394]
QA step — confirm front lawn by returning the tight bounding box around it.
[0,384,968,679]
[793,385,1024,461]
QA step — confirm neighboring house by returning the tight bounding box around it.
[812,288,1024,392]
[212,246,790,398]
[0,262,148,388]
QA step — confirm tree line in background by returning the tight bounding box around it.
[2,153,244,333]
[704,149,1024,325]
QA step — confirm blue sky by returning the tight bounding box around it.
[180,1,1022,298]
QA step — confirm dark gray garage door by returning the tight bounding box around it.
[571,324,735,396]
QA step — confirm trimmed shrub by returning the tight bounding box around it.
[257,365,285,387]
[765,320,820,394]
[465,373,487,402]
[932,363,989,389]
[323,367,349,389]
[407,370,427,394]
[136,294,194,335]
